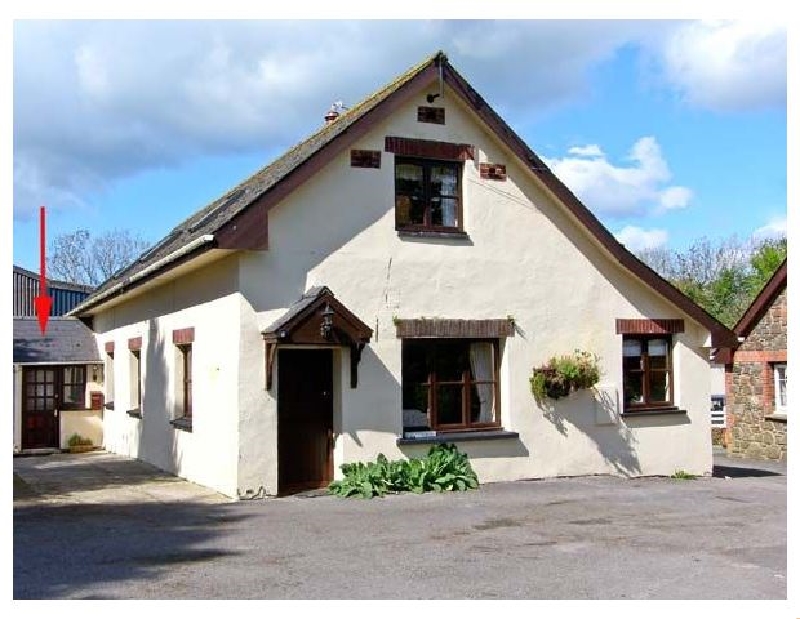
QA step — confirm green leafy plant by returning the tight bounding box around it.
[671,469,697,480]
[529,349,601,402]
[328,444,479,499]
[67,433,93,447]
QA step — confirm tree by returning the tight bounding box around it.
[635,233,786,329]
[48,228,150,287]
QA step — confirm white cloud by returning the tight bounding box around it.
[12,20,666,219]
[656,20,786,112]
[11,20,782,219]
[544,137,693,217]
[753,215,787,241]
[568,144,604,158]
[615,226,669,252]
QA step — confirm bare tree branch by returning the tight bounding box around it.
[47,228,150,287]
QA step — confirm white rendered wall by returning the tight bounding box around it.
[237,79,714,488]
[92,254,242,498]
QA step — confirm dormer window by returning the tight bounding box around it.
[395,158,461,231]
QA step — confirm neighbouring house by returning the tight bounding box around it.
[68,51,736,498]
[12,266,103,453]
[723,259,787,460]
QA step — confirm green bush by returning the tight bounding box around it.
[67,433,92,447]
[529,349,601,402]
[671,469,697,480]
[328,444,479,499]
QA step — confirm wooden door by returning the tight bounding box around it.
[278,349,334,494]
[21,367,59,449]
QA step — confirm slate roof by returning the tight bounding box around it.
[77,52,442,310]
[13,317,101,364]
[262,286,329,334]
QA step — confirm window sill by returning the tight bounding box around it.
[397,429,518,445]
[765,414,787,422]
[104,402,115,410]
[622,406,687,418]
[126,408,142,419]
[170,417,193,432]
[397,229,470,241]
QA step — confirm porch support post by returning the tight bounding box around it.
[264,342,277,391]
[350,342,365,389]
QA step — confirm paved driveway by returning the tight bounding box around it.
[14,452,786,599]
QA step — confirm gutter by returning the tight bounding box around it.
[68,235,215,317]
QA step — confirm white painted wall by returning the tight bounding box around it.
[92,253,242,498]
[237,79,714,487]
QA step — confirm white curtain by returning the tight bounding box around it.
[432,168,457,226]
[470,343,495,423]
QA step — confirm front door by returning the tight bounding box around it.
[278,349,334,494]
[21,367,59,449]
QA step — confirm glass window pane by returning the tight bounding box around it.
[26,385,35,397]
[649,372,669,402]
[624,371,644,405]
[403,341,430,384]
[623,356,642,372]
[649,355,668,370]
[403,385,430,429]
[45,370,54,382]
[435,341,470,381]
[436,385,463,426]
[64,367,73,382]
[623,340,641,357]
[35,370,44,382]
[430,165,457,196]
[45,384,54,397]
[45,397,55,409]
[648,339,668,357]
[470,382,496,424]
[35,385,45,397]
[395,195,412,226]
[26,398,36,411]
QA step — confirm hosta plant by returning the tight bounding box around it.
[328,443,479,499]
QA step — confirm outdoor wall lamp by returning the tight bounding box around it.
[320,304,335,339]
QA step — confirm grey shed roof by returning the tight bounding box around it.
[13,317,102,364]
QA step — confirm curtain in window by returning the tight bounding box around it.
[470,343,495,422]
[432,166,457,227]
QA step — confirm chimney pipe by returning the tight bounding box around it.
[324,106,339,125]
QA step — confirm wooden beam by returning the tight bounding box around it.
[265,342,277,391]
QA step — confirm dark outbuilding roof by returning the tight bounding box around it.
[13,317,101,364]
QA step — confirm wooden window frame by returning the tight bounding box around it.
[394,157,463,233]
[59,365,86,411]
[131,350,142,410]
[402,338,501,432]
[774,363,787,416]
[622,335,673,410]
[178,344,193,420]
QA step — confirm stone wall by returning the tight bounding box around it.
[727,288,787,460]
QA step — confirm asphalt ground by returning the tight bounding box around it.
[13,451,786,599]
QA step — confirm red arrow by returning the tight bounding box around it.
[34,205,52,334]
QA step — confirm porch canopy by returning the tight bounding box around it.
[261,286,373,390]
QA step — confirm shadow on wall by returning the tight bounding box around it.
[13,499,248,599]
[537,387,642,476]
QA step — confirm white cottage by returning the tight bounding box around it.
[69,51,737,498]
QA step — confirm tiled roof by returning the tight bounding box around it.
[13,317,102,364]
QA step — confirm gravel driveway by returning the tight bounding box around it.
[14,451,786,599]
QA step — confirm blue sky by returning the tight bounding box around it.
[11,19,787,272]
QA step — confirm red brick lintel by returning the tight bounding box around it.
[733,350,786,363]
[172,327,195,345]
[615,319,684,335]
